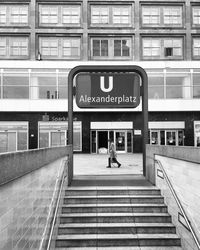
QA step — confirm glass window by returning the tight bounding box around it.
[30,72,57,99]
[40,6,58,24]
[91,6,109,24]
[0,122,28,153]
[163,7,182,25]
[142,7,160,25]
[3,72,29,99]
[92,39,108,57]
[10,5,28,24]
[193,71,200,98]
[62,6,80,24]
[147,72,164,99]
[114,39,130,57]
[194,122,200,147]
[39,132,49,148]
[0,6,6,24]
[0,37,6,56]
[143,38,160,57]
[58,73,68,99]
[166,73,183,99]
[164,39,182,56]
[193,38,200,57]
[62,38,80,58]
[193,7,200,25]
[40,38,58,57]
[9,37,28,56]
[113,6,131,24]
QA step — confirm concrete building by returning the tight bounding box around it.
[0,0,200,154]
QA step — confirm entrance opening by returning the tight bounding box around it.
[98,131,108,152]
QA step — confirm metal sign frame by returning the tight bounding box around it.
[68,65,148,183]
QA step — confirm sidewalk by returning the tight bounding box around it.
[74,153,143,176]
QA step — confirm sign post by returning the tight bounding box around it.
[68,65,148,184]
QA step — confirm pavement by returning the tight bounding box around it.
[72,153,150,186]
[74,153,143,176]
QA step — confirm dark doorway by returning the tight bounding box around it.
[98,131,108,149]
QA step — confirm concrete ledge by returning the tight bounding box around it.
[0,146,72,185]
[146,145,200,184]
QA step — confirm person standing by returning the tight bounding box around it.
[106,139,121,168]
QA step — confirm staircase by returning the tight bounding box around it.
[55,186,182,249]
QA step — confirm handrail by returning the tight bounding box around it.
[46,158,68,250]
[155,159,200,250]
[39,158,68,250]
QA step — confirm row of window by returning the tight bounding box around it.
[1,4,200,27]
[0,121,82,153]
[1,35,200,60]
[0,68,200,100]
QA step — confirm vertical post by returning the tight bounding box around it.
[68,69,74,185]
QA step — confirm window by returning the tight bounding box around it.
[142,5,183,27]
[113,6,131,24]
[62,6,80,24]
[142,37,183,60]
[91,6,109,24]
[193,6,200,25]
[91,37,132,59]
[0,36,29,59]
[0,4,28,26]
[143,38,160,57]
[193,38,200,58]
[114,39,130,57]
[39,5,81,26]
[39,37,81,60]
[38,121,82,151]
[147,70,164,99]
[0,122,28,153]
[90,5,132,26]
[193,69,200,98]
[92,39,108,57]
[164,39,182,57]
[10,6,28,24]
[163,7,182,25]
[142,7,160,25]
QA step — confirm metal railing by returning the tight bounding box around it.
[39,158,68,250]
[155,159,200,250]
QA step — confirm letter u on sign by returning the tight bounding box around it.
[100,76,113,92]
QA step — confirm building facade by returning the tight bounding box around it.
[0,0,200,154]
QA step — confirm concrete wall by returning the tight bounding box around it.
[0,146,71,185]
[146,145,200,250]
[146,145,200,185]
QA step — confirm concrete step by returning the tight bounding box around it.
[62,203,168,213]
[56,247,182,250]
[59,213,172,224]
[55,234,181,248]
[58,223,176,234]
[64,195,164,204]
[65,187,161,196]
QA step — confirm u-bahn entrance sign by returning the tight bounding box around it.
[68,65,148,184]
[75,73,140,108]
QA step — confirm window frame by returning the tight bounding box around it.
[0,4,29,27]
[142,36,184,60]
[141,4,183,28]
[90,37,133,60]
[90,4,133,27]
[39,36,81,60]
[192,5,200,27]
[39,4,82,27]
[0,36,29,59]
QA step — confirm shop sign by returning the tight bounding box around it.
[75,73,140,108]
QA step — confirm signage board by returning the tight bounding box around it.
[75,73,140,108]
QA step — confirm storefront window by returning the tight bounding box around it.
[38,121,82,151]
[58,72,68,99]
[193,70,200,98]
[0,122,28,153]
